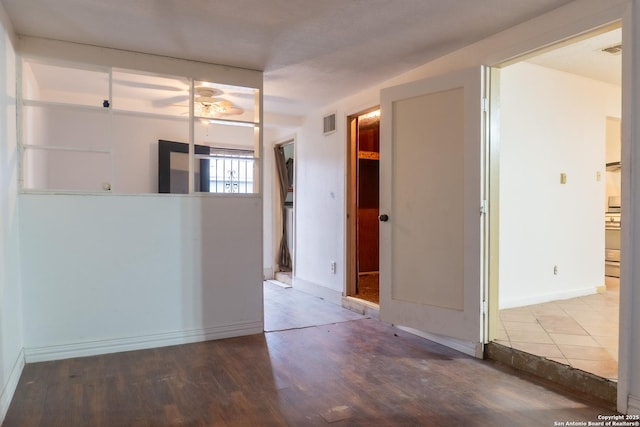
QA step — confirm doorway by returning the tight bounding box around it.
[274,139,295,285]
[489,25,622,382]
[347,109,380,304]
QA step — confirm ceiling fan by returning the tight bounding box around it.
[193,87,244,117]
[145,84,245,117]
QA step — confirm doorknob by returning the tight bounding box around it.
[379,214,389,222]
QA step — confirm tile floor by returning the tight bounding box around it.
[496,285,619,380]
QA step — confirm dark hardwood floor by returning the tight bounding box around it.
[4,291,617,426]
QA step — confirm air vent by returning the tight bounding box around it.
[323,113,336,135]
[601,43,622,55]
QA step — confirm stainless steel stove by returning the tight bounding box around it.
[605,196,621,278]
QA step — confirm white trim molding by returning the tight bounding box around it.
[24,322,262,363]
[500,286,598,310]
[397,325,483,358]
[0,348,25,424]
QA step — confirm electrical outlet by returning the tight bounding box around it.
[553,265,558,275]
[330,261,337,274]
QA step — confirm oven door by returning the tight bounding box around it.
[605,228,621,251]
[605,260,620,278]
[605,229,621,278]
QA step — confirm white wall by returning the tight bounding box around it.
[19,194,263,361]
[288,0,639,413]
[0,4,23,421]
[293,113,347,302]
[14,40,265,366]
[499,62,621,308]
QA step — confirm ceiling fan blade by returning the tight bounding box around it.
[221,107,244,115]
[112,79,187,92]
[228,91,288,103]
[214,99,233,108]
[152,95,189,107]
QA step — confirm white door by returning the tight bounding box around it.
[379,67,486,357]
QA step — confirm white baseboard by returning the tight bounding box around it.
[1,348,25,424]
[396,325,483,358]
[628,394,640,415]
[24,321,263,363]
[292,277,343,305]
[263,267,274,281]
[500,286,598,309]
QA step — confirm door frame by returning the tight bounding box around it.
[273,137,296,277]
[486,22,623,340]
[346,106,380,299]
[485,17,632,413]
[483,23,622,336]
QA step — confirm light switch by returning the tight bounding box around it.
[560,173,567,184]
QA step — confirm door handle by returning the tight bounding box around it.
[379,214,389,222]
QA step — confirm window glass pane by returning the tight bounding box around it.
[23,105,111,150]
[112,114,189,194]
[206,151,255,194]
[22,61,109,107]
[169,151,190,193]
[23,148,111,192]
[194,120,257,194]
[112,70,189,117]
[20,62,262,195]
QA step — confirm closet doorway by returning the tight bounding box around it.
[347,108,380,304]
[274,140,295,284]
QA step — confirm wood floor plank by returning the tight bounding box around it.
[263,281,365,331]
[4,318,617,426]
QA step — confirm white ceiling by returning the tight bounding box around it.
[526,27,621,86]
[2,0,596,119]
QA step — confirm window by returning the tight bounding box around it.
[20,59,261,195]
[208,148,255,194]
[21,61,112,192]
[158,141,255,194]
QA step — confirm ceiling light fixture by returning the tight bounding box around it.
[193,87,243,117]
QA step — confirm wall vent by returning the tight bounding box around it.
[601,43,622,55]
[323,113,336,135]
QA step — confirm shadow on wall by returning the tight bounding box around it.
[1,22,24,422]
